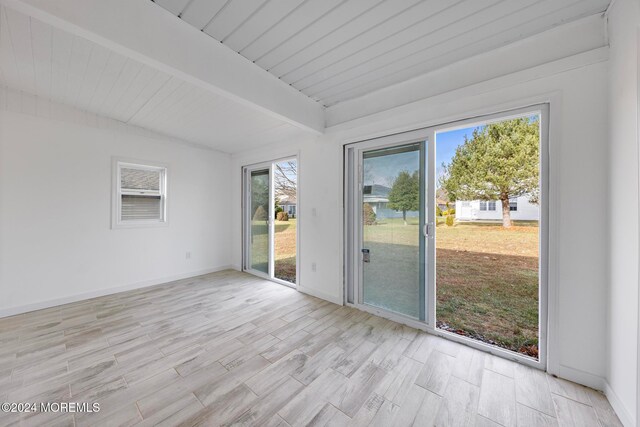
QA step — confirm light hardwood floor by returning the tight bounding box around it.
[0,270,621,427]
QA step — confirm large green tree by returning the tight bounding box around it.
[440,117,539,228]
[388,170,419,225]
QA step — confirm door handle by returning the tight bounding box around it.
[361,248,370,263]
[423,223,433,238]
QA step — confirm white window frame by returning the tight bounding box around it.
[111,158,168,229]
[479,201,487,211]
[488,200,497,211]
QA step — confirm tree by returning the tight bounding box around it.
[363,203,376,225]
[439,117,539,228]
[274,161,297,199]
[388,170,419,225]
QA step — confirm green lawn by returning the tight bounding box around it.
[364,217,539,357]
[256,215,539,356]
[250,219,297,284]
[274,219,296,283]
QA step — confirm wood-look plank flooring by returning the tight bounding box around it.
[0,270,622,427]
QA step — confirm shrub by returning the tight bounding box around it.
[445,215,454,227]
[436,206,443,217]
[274,206,283,219]
[253,205,267,221]
[363,203,376,225]
[448,208,456,216]
[276,211,289,221]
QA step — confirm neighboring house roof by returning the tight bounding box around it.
[364,184,391,203]
[278,195,296,205]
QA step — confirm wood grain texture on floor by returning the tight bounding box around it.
[0,270,622,426]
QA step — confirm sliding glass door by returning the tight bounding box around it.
[248,169,270,275]
[346,105,548,367]
[361,143,426,320]
[243,158,298,286]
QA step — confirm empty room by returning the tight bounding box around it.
[1,0,639,425]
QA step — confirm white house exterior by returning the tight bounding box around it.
[455,196,539,221]
[364,184,419,220]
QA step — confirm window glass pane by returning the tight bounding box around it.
[274,160,297,284]
[121,167,160,191]
[362,143,423,319]
[250,170,270,274]
[436,114,540,359]
[121,195,162,221]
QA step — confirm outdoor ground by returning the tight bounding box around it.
[262,216,538,357]
[363,217,539,356]
[274,219,297,283]
[250,219,297,284]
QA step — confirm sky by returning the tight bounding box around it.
[435,125,482,188]
[362,125,481,189]
[362,115,540,190]
[363,150,419,188]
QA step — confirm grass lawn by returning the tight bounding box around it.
[249,219,297,284]
[364,217,539,357]
[274,219,296,283]
[259,215,539,356]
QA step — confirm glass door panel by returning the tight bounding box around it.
[361,142,425,320]
[273,159,297,284]
[249,169,270,274]
[434,114,542,359]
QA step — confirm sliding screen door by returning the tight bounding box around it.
[248,169,271,275]
[346,105,548,367]
[361,143,426,320]
[243,159,298,286]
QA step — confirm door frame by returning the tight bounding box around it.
[242,156,299,289]
[242,161,274,281]
[345,130,432,327]
[344,104,549,370]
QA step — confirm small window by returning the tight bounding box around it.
[488,201,496,211]
[509,198,518,211]
[479,201,487,211]
[113,160,167,228]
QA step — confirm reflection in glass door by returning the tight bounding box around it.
[249,169,270,275]
[361,142,426,320]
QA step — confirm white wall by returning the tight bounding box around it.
[0,89,233,316]
[232,52,610,391]
[233,57,611,386]
[607,0,640,425]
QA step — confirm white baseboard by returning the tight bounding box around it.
[555,365,606,391]
[604,382,636,427]
[297,285,343,305]
[0,265,233,319]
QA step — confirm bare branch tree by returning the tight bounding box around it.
[274,161,297,199]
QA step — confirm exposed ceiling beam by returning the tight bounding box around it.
[0,0,325,133]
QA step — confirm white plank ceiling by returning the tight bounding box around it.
[0,6,311,153]
[153,0,611,106]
